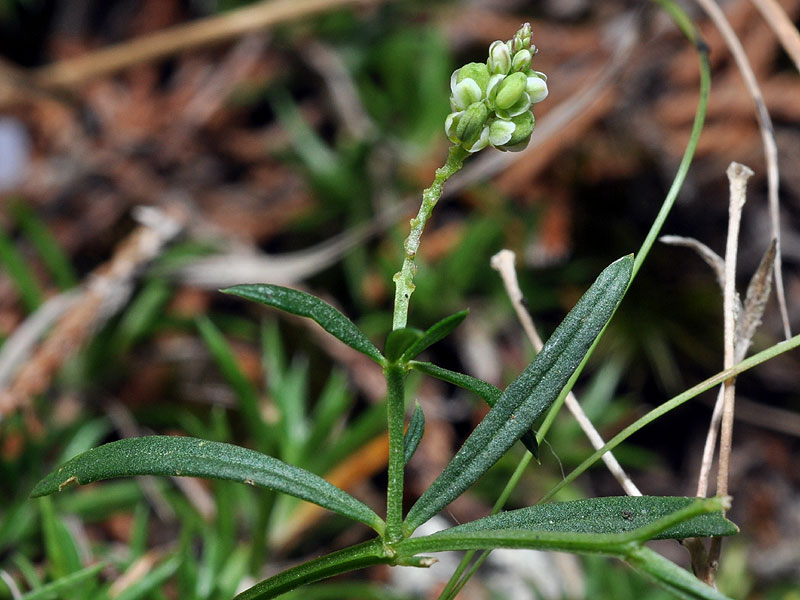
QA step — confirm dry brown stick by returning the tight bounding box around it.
[490,249,642,497]
[749,0,800,73]
[24,0,380,92]
[693,0,791,340]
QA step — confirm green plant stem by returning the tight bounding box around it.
[385,364,407,542]
[392,146,468,330]
[540,333,800,503]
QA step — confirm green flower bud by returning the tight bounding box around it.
[511,49,532,72]
[495,92,531,119]
[494,72,528,111]
[456,102,490,147]
[495,111,534,152]
[456,62,490,91]
[487,40,511,75]
[510,22,532,54]
[450,62,491,110]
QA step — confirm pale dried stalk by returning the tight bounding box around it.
[716,162,753,500]
[693,0,791,339]
[704,162,754,575]
[490,249,641,496]
[749,0,800,74]
[695,385,724,497]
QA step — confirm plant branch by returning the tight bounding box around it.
[384,365,407,542]
[392,146,468,330]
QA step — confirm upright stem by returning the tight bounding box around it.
[384,364,407,542]
[392,146,468,330]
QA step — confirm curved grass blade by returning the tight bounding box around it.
[404,255,633,534]
[441,496,737,540]
[30,436,384,534]
[222,284,384,364]
[18,563,105,600]
[403,403,425,465]
[409,361,538,457]
[400,310,468,362]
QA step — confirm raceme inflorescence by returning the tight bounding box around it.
[445,23,548,153]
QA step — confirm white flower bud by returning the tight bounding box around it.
[526,75,548,104]
[487,41,511,75]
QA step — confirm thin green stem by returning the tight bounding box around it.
[385,364,407,542]
[540,334,800,504]
[392,146,468,330]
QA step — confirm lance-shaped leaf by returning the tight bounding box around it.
[437,496,737,540]
[404,255,633,534]
[409,361,501,405]
[409,361,538,457]
[399,310,469,362]
[403,403,425,465]
[31,436,385,534]
[222,284,384,364]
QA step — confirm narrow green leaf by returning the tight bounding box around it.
[400,310,468,361]
[39,497,81,580]
[0,224,43,311]
[11,201,78,290]
[409,361,538,457]
[222,284,384,364]
[305,371,352,455]
[196,317,271,447]
[409,361,501,405]
[114,555,182,600]
[403,403,425,465]
[404,255,633,534]
[628,546,732,600]
[234,540,388,600]
[31,436,385,534]
[384,328,423,361]
[19,563,105,600]
[439,496,737,540]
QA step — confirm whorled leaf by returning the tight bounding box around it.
[222,284,384,364]
[403,255,633,534]
[31,436,384,534]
